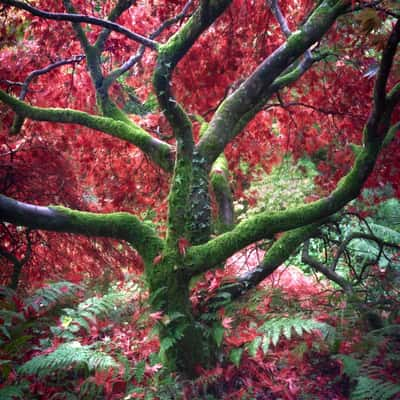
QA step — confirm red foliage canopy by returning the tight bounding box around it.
[0,0,399,288]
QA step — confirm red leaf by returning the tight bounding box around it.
[153,254,163,265]
[178,238,190,256]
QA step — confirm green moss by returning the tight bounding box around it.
[187,140,383,276]
[50,206,163,263]
[188,152,212,244]
[166,156,193,245]
[0,90,172,171]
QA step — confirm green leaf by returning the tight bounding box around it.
[212,324,225,347]
[247,336,262,357]
[229,348,243,367]
[134,360,146,383]
[160,336,175,353]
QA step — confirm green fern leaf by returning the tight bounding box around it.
[0,382,29,400]
[336,354,361,378]
[351,377,400,400]
[19,341,118,378]
[160,336,175,353]
[251,317,332,355]
[134,360,146,383]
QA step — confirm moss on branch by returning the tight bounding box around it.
[0,90,172,171]
[197,0,347,166]
[0,194,163,263]
[186,142,380,275]
[209,223,322,303]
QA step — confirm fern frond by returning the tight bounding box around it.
[0,382,29,399]
[247,317,333,355]
[56,290,132,338]
[19,341,119,378]
[351,376,400,400]
[335,354,361,378]
[25,281,81,313]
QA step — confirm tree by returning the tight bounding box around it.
[0,0,399,376]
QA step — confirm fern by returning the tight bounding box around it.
[0,382,29,400]
[247,316,333,356]
[19,341,119,378]
[335,354,361,378]
[53,288,134,339]
[351,376,400,400]
[374,198,400,231]
[25,281,82,313]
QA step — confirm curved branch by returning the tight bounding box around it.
[365,18,400,141]
[187,11,400,273]
[186,143,381,274]
[208,223,321,305]
[8,55,85,135]
[0,90,173,171]
[153,0,232,139]
[197,0,347,166]
[0,0,158,49]
[0,194,163,262]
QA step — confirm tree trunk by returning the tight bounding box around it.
[147,259,216,377]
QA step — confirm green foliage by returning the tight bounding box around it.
[247,316,333,356]
[374,198,400,231]
[235,155,318,220]
[25,281,82,314]
[229,347,243,367]
[0,281,81,355]
[0,381,29,400]
[350,376,400,400]
[19,341,119,378]
[52,283,138,339]
[336,322,400,400]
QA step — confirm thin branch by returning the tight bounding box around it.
[104,0,194,87]
[95,0,137,51]
[7,55,85,134]
[265,99,361,118]
[18,55,85,101]
[301,240,353,293]
[0,0,159,49]
[332,232,400,271]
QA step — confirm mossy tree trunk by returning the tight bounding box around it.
[1,0,400,376]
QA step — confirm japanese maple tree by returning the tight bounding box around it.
[0,0,399,376]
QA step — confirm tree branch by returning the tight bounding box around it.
[0,194,163,263]
[208,223,321,304]
[197,0,347,167]
[104,0,194,88]
[0,0,158,49]
[210,153,234,233]
[153,0,232,245]
[364,18,400,142]
[186,137,385,274]
[187,10,400,273]
[7,55,85,135]
[95,0,136,52]
[0,90,173,171]
[301,239,353,294]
